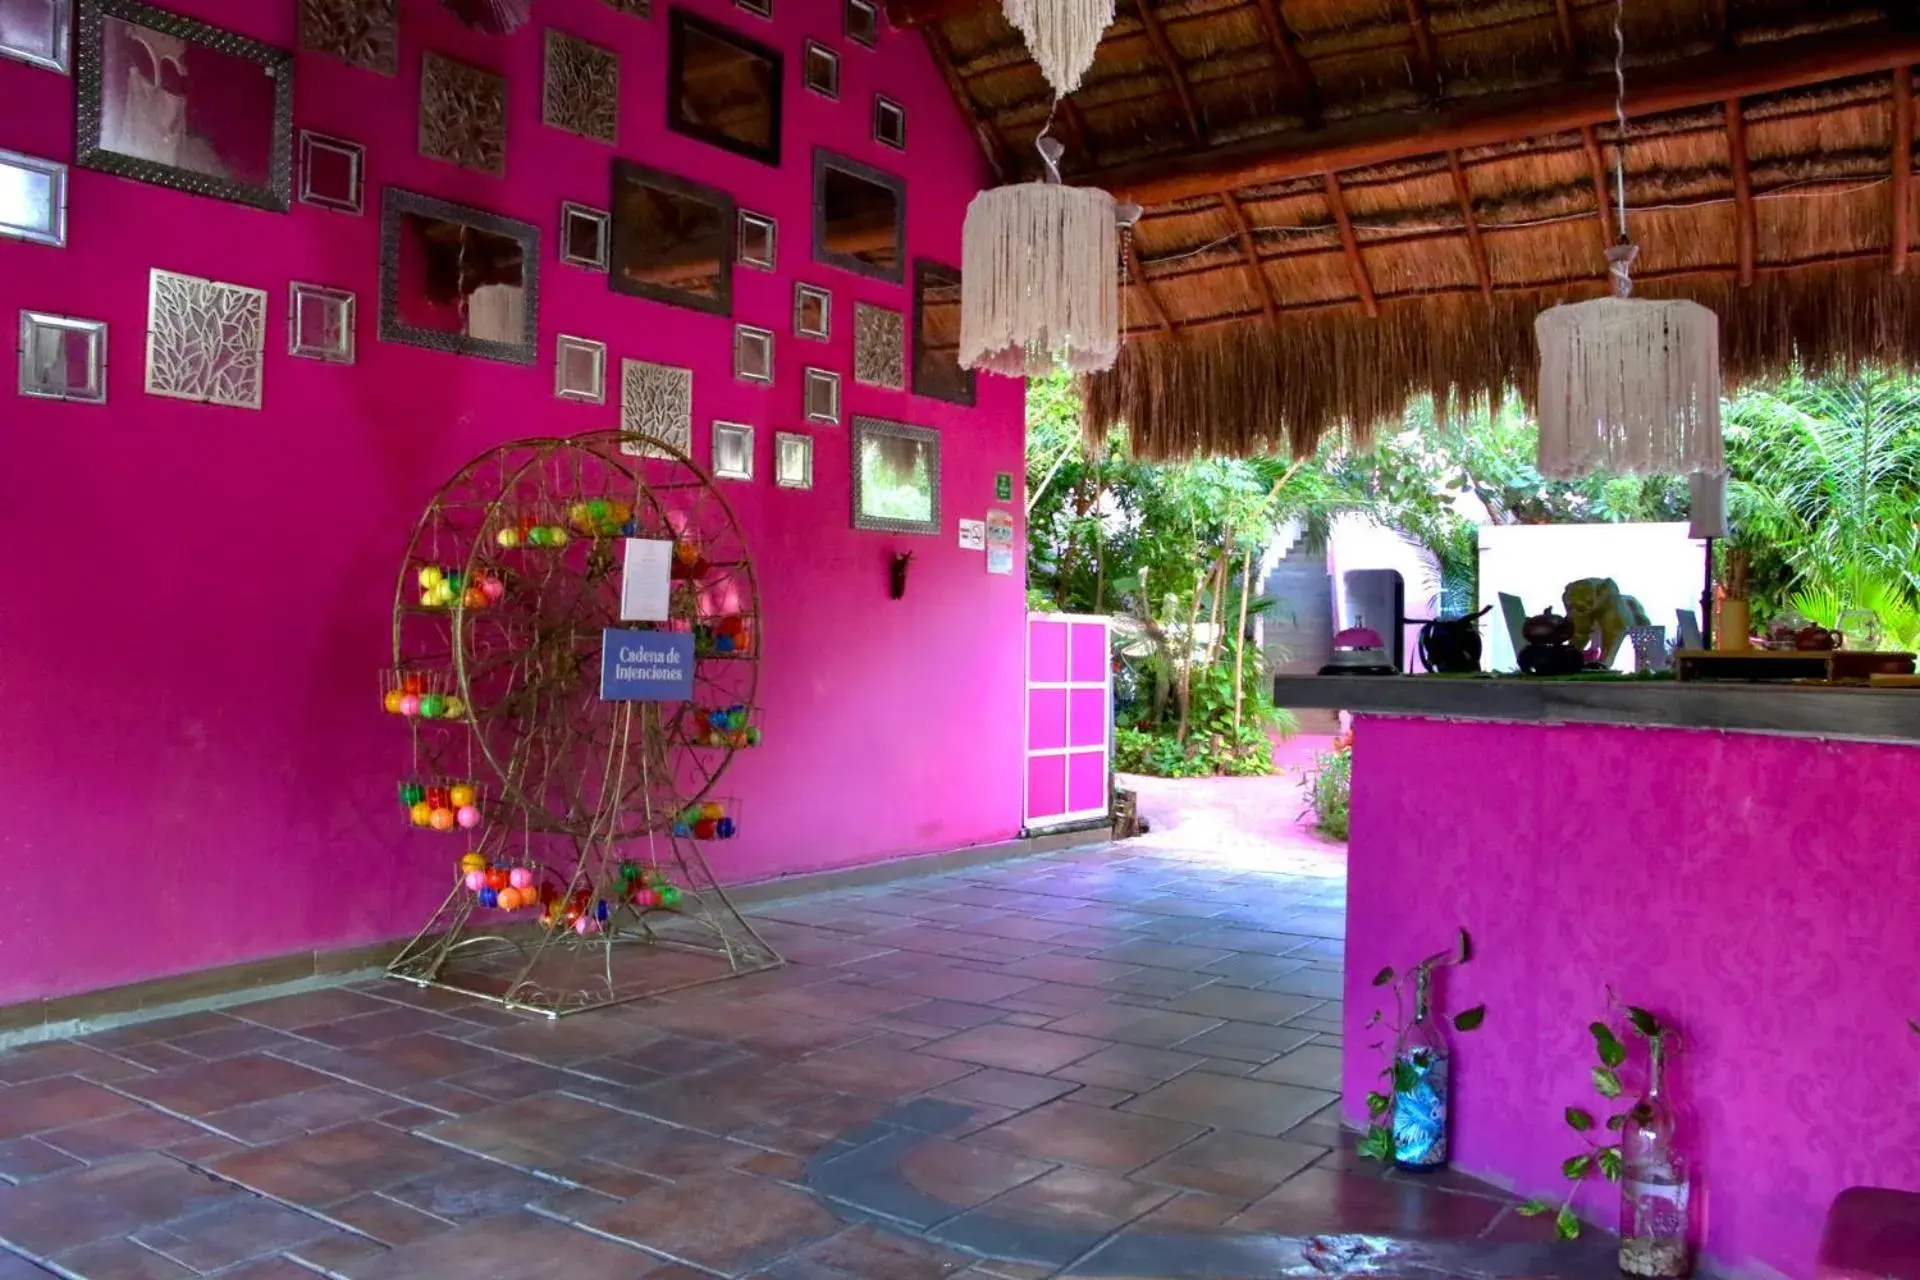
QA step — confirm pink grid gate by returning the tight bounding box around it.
[1023,612,1112,833]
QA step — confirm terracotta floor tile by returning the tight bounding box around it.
[1051,1043,1206,1093]
[380,1155,557,1221]
[338,1210,661,1279]
[786,1223,978,1280]
[1255,967,1345,1000]
[298,1006,464,1051]
[919,1024,1110,1075]
[1179,926,1317,956]
[196,1081,405,1145]
[85,1014,243,1050]
[1041,1007,1223,1050]
[0,1136,83,1182]
[113,1056,337,1120]
[585,1170,843,1275]
[0,1252,50,1280]
[1121,1072,1335,1138]
[0,1041,145,1086]
[194,1259,316,1280]
[997,955,1145,988]
[1131,1129,1327,1199]
[42,1108,211,1162]
[230,989,401,1031]
[1099,968,1221,999]
[993,981,1125,1019]
[966,1100,1203,1175]
[788,1043,978,1098]
[1090,940,1238,972]
[1250,1044,1343,1090]
[165,1024,311,1062]
[0,1075,138,1141]
[930,1067,1078,1112]
[879,969,1043,1006]
[589,1116,764,1181]
[423,1091,669,1170]
[211,1121,457,1206]
[329,1193,454,1246]
[1169,1022,1313,1064]
[1161,987,1327,1025]
[0,1152,245,1256]
[1193,953,1311,987]
[49,1238,194,1280]
[1228,1165,1505,1238]
[810,1129,1054,1228]
[133,1194,341,1272]
[623,1060,834,1133]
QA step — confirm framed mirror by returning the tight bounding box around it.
[853,416,939,535]
[794,282,830,339]
[667,8,782,167]
[1,0,71,72]
[561,202,611,270]
[17,311,105,403]
[712,420,754,480]
[803,366,840,424]
[288,282,355,363]
[913,259,974,406]
[76,0,294,212]
[813,149,904,283]
[610,159,734,316]
[873,95,905,150]
[734,324,773,384]
[738,209,775,271]
[379,188,540,365]
[802,39,837,98]
[775,431,813,490]
[0,147,67,246]
[735,0,771,17]
[298,131,362,214]
[555,334,606,403]
[843,0,877,48]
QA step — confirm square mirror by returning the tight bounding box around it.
[288,282,354,363]
[814,149,904,283]
[18,311,105,403]
[775,431,813,489]
[1,0,71,72]
[804,366,841,424]
[667,8,782,167]
[77,0,294,211]
[913,259,974,406]
[844,0,876,48]
[738,209,776,271]
[379,188,540,365]
[735,0,770,17]
[298,131,363,214]
[561,201,611,270]
[611,159,734,316]
[0,147,67,246]
[555,333,606,403]
[794,282,830,339]
[853,416,939,534]
[713,420,753,480]
[734,324,773,384]
[802,39,837,98]
[873,95,905,150]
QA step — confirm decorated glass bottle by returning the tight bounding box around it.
[1618,1033,1693,1278]
[1391,965,1451,1170]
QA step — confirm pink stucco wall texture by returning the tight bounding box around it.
[0,0,1027,1006]
[1342,715,1920,1280]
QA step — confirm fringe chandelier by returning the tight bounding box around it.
[1533,0,1722,479]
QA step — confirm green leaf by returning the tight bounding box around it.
[1564,1107,1594,1132]
[1592,1066,1623,1099]
[1562,1153,1593,1180]
[1452,1004,1486,1033]
[1391,1059,1419,1094]
[1606,1112,1628,1132]
[1598,1146,1623,1183]
[1590,1023,1626,1069]
[1515,1199,1551,1218]
[1358,1125,1393,1162]
[1626,1006,1661,1038]
[1456,927,1473,965]
[1555,1207,1582,1241]
[1367,1091,1391,1118]
[1372,966,1395,987]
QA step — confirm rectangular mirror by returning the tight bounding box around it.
[561,201,611,270]
[0,146,66,246]
[667,8,782,167]
[873,94,905,150]
[77,0,293,212]
[288,282,355,363]
[843,0,876,48]
[611,158,734,316]
[775,431,812,489]
[555,334,606,403]
[913,259,974,406]
[794,282,830,340]
[738,209,775,271]
[734,324,773,384]
[813,148,904,283]
[1,0,71,72]
[802,39,837,98]
[804,366,840,424]
[379,188,540,365]
[713,420,754,480]
[18,311,105,403]
[853,416,940,535]
[298,130,362,214]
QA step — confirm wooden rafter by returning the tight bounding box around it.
[1726,98,1755,286]
[1896,66,1913,276]
[1446,150,1492,297]
[1134,0,1205,143]
[1322,173,1379,318]
[1580,124,1615,255]
[1125,238,1177,334]
[1095,20,1920,204]
[920,26,1011,183]
[1219,191,1277,325]
[1707,0,1730,49]
[1056,96,1097,167]
[1552,0,1580,75]
[1403,0,1440,100]
[1250,0,1320,127]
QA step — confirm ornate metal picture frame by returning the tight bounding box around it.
[543,28,619,144]
[0,147,67,246]
[419,50,505,177]
[18,311,106,403]
[853,301,905,389]
[712,420,754,480]
[738,210,776,271]
[794,282,831,340]
[802,39,837,98]
[852,416,940,535]
[298,130,363,214]
[555,334,606,403]
[299,0,396,75]
[288,282,355,363]
[560,202,611,270]
[378,188,539,366]
[774,431,813,490]
[843,0,877,48]
[734,324,774,384]
[76,0,295,212]
[873,94,905,150]
[145,268,267,410]
[1,0,72,72]
[803,366,841,424]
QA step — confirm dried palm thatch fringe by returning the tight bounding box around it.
[1085,264,1920,461]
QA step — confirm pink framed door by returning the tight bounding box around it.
[1023,612,1112,833]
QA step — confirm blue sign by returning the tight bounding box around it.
[600,629,695,701]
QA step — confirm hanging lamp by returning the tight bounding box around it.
[1001,0,1113,99]
[1534,0,1722,480]
[959,137,1133,376]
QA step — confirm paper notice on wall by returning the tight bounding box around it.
[958,519,986,551]
[985,508,1015,574]
[987,546,1015,575]
[620,538,673,621]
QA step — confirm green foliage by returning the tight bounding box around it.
[1357,934,1482,1166]
[1298,738,1352,840]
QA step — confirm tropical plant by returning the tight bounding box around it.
[1357,929,1486,1163]
[1298,733,1352,840]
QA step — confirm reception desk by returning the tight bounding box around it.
[1272,676,1920,1279]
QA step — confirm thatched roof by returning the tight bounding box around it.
[895,0,1920,458]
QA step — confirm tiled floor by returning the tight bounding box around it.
[0,781,1617,1279]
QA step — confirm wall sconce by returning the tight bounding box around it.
[890,551,913,599]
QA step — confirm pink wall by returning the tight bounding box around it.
[0,0,1026,1006]
[1342,716,1920,1279]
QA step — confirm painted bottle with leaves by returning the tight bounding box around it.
[1391,964,1450,1170]
[1619,1032,1692,1278]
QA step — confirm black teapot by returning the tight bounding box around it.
[1518,608,1585,676]
[1415,607,1491,674]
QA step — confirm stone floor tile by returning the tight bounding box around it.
[1227,1165,1505,1238]
[787,1043,978,1099]
[0,1075,139,1142]
[783,1223,977,1280]
[1055,1223,1309,1279]
[1051,1044,1206,1093]
[230,989,400,1031]
[1099,968,1221,1000]
[0,1136,84,1182]
[0,1253,53,1280]
[0,1041,146,1087]
[133,1194,342,1272]
[997,955,1145,988]
[1064,1085,1135,1108]
[1249,1044,1342,1090]
[85,1014,242,1051]
[1131,1129,1326,1200]
[965,1099,1203,1175]
[1179,926,1317,956]
[584,1170,844,1276]
[199,1082,413,1146]
[931,1165,1177,1267]
[600,1032,750,1077]
[1041,1006,1222,1050]
[1160,987,1326,1025]
[328,1193,454,1246]
[918,1024,1110,1075]
[1090,940,1237,973]
[337,1210,659,1279]
[112,1056,337,1121]
[42,1108,211,1162]
[210,1121,457,1207]
[0,1152,246,1256]
[204,1259,322,1280]
[1194,953,1312,987]
[1168,1022,1312,1064]
[1121,1072,1335,1138]
[422,1091,670,1171]
[1255,967,1345,1000]
[576,1114,764,1181]
[930,1067,1077,1113]
[164,1024,312,1063]
[809,1129,1053,1228]
[879,969,1043,1006]
[49,1238,194,1280]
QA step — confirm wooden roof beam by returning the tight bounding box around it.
[1249,0,1320,127]
[1552,0,1580,75]
[1220,191,1277,325]
[1446,150,1492,297]
[1125,238,1178,335]
[1896,66,1913,276]
[1404,0,1440,100]
[920,26,1012,183]
[1095,19,1920,205]
[1133,0,1205,144]
[1726,98,1754,286]
[1323,173,1380,318]
[1579,124,1615,256]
